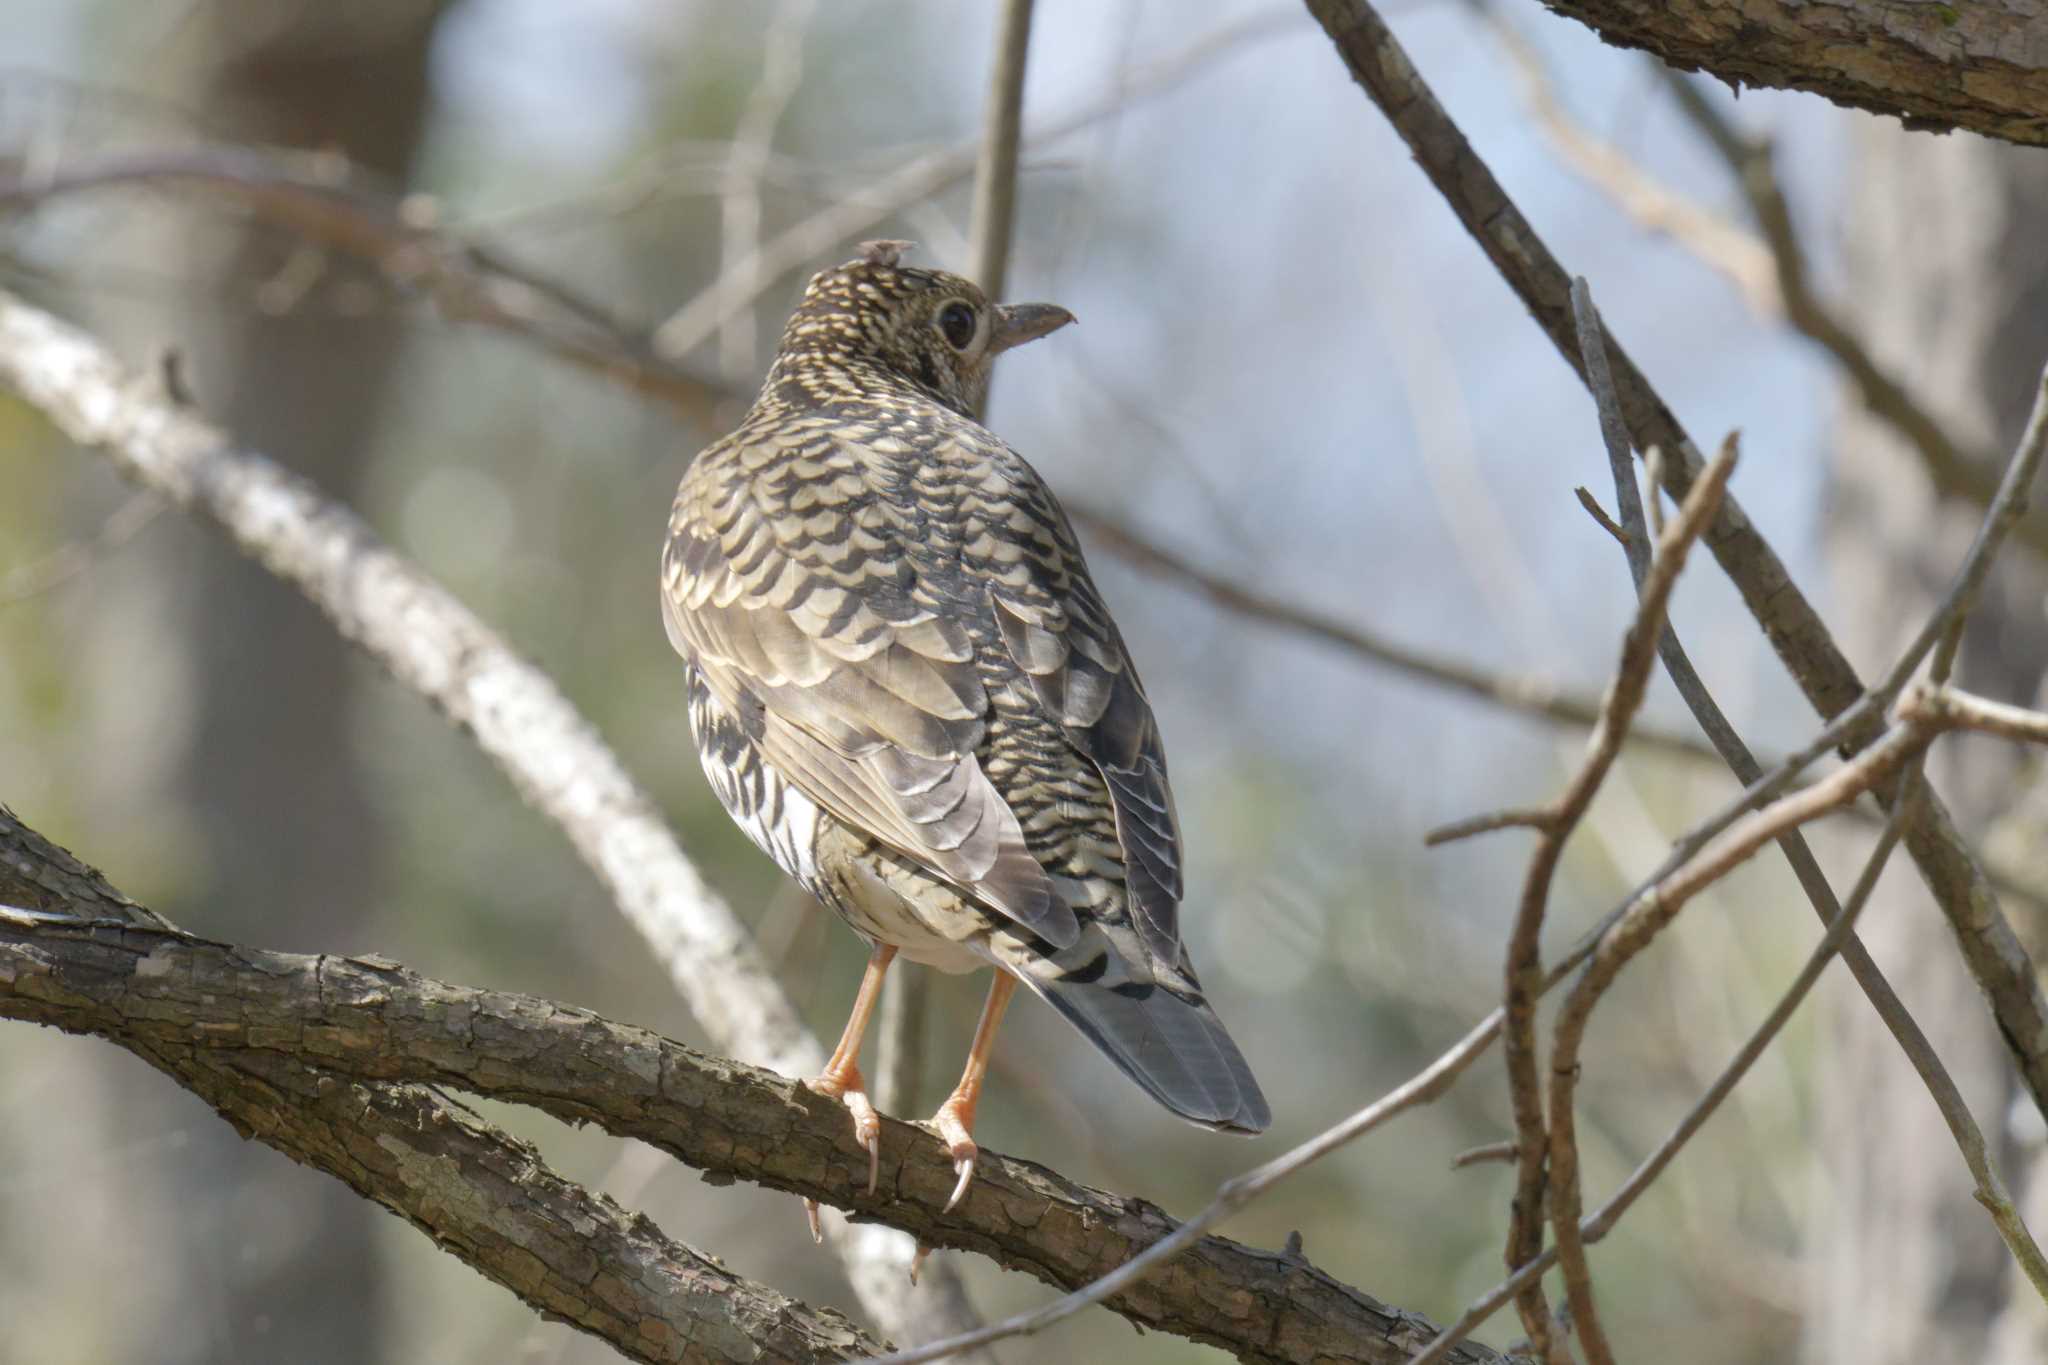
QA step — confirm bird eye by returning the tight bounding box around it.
[937,301,978,350]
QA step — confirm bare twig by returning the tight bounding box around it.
[0,488,161,604]
[967,0,1035,305]
[1567,279,2048,1339]
[1302,0,2048,1125]
[650,8,1299,360]
[716,0,819,381]
[859,1000,1516,1365]
[1452,1141,1518,1170]
[0,146,734,424]
[1483,7,1778,315]
[1572,486,1628,548]
[1072,505,1717,763]
[1424,807,1553,847]
[1646,67,2048,558]
[1496,438,1736,1354]
[1906,686,2048,746]
[1414,790,1911,1365]
[873,0,1039,1233]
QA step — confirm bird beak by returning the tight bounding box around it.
[988,302,1075,354]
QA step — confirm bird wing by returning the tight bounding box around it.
[663,442,1075,948]
[983,486,1186,967]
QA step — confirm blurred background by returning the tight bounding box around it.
[3,1,2046,1361]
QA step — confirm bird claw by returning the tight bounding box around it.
[803,1197,823,1245]
[908,1242,931,1284]
[807,1068,882,1196]
[928,1100,980,1213]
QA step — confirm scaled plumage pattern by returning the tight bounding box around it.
[662,242,1269,1219]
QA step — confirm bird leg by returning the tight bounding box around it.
[803,943,896,1240]
[926,970,1017,1214]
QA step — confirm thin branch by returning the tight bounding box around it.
[1452,1141,1518,1170]
[716,0,819,381]
[0,821,1511,1365]
[650,7,1300,360]
[1424,807,1553,847]
[860,1001,1518,1365]
[1562,281,2048,1353]
[1071,505,1718,764]
[873,0,1039,1207]
[967,0,1035,304]
[1905,685,2048,746]
[1647,66,2048,559]
[1483,7,1778,316]
[1302,0,2048,1125]
[1496,438,1736,1355]
[1414,791,1911,1365]
[1571,487,1628,548]
[0,487,162,604]
[0,146,734,424]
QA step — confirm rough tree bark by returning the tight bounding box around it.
[1532,0,2048,148]
[0,806,1513,1365]
[1812,122,2048,1363]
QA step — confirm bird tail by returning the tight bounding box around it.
[992,928,1271,1135]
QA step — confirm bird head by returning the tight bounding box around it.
[768,240,1075,417]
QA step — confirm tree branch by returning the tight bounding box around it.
[0,145,732,424]
[1566,277,2048,1350]
[1527,0,2048,150]
[1495,436,1734,1355]
[0,121,1758,771]
[0,810,1514,1365]
[0,809,884,1365]
[1303,0,2048,1127]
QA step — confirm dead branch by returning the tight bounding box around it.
[1495,438,1735,1355]
[0,811,882,1365]
[0,112,1753,772]
[1530,0,2048,150]
[0,809,1512,1365]
[1302,0,2048,1128]
[1648,66,2048,562]
[0,145,732,424]
[649,8,1299,361]
[1414,793,1911,1364]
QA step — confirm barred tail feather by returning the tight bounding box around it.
[995,931,1271,1134]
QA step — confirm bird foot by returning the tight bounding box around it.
[908,1242,932,1284]
[926,1097,980,1213]
[806,1063,882,1195]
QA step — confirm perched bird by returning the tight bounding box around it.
[661,241,1269,1220]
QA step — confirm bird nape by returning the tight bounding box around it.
[660,240,1269,1248]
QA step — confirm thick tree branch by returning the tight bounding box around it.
[1304,0,2048,1127]
[0,812,1512,1365]
[0,809,882,1365]
[1528,0,2048,150]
